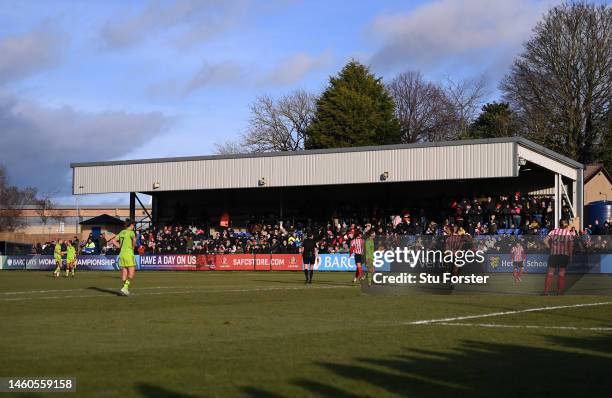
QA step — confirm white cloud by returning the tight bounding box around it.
[99,0,249,50]
[153,50,332,97]
[261,51,332,85]
[0,90,172,194]
[0,24,64,84]
[183,60,246,94]
[368,0,558,74]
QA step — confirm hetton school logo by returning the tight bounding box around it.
[489,256,500,269]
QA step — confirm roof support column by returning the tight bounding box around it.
[129,192,136,223]
[152,195,158,224]
[575,168,584,230]
[554,173,561,229]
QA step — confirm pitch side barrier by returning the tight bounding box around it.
[362,234,612,295]
[0,253,367,272]
[2,235,611,272]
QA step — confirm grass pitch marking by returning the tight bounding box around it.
[436,322,612,332]
[406,302,612,325]
[1,285,263,295]
[0,284,352,302]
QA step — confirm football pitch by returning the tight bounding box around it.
[1,271,611,398]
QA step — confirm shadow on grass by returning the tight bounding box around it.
[88,286,121,296]
[241,387,286,398]
[136,383,207,398]
[241,334,612,398]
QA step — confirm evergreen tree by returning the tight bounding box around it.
[305,61,400,149]
[462,102,519,139]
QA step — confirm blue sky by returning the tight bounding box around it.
[0,0,569,204]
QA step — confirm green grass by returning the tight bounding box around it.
[0,271,611,398]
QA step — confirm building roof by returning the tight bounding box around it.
[7,204,150,210]
[71,137,582,168]
[80,214,124,225]
[584,163,612,184]
[71,137,584,195]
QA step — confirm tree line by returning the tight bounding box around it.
[216,2,611,170]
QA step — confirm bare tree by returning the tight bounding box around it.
[443,75,488,139]
[387,71,454,143]
[215,90,316,154]
[51,210,67,225]
[34,192,56,228]
[213,141,246,155]
[501,2,612,165]
[0,164,40,232]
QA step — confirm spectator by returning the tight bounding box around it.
[97,233,107,255]
[83,239,96,254]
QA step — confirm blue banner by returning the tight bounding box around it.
[486,254,602,274]
[74,255,121,271]
[601,255,612,274]
[0,255,123,270]
[139,254,197,270]
[1,255,28,270]
[24,255,58,270]
[314,254,370,272]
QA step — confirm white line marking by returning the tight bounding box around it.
[0,285,351,302]
[1,288,82,295]
[1,284,272,295]
[406,302,612,325]
[435,322,612,332]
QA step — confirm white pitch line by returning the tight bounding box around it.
[0,286,187,295]
[406,302,612,325]
[435,322,612,332]
[0,285,351,302]
[1,288,84,295]
[0,284,265,295]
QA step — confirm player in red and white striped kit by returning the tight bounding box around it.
[543,219,574,295]
[510,240,526,282]
[350,231,365,283]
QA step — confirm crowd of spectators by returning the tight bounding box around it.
[32,233,112,255]
[129,193,610,255]
[30,193,611,256]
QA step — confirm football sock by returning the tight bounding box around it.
[557,274,565,295]
[123,279,131,290]
[544,272,553,294]
[304,269,309,281]
[308,270,313,281]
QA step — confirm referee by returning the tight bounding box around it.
[301,232,317,284]
[543,219,574,295]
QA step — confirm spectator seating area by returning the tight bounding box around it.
[31,193,611,256]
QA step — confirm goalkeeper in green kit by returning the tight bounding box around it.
[110,219,137,296]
